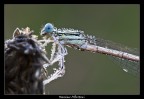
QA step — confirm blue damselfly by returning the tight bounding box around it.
[40,23,140,78]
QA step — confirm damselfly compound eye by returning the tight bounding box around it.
[41,23,54,35]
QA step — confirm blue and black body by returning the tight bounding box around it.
[40,23,96,49]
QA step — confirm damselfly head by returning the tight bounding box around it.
[40,23,54,36]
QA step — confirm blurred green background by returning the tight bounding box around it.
[4,4,140,95]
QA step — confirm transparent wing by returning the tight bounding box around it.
[109,56,140,77]
[95,37,140,77]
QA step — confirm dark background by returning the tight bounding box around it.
[4,4,140,95]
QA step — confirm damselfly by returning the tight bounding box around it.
[40,23,140,85]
